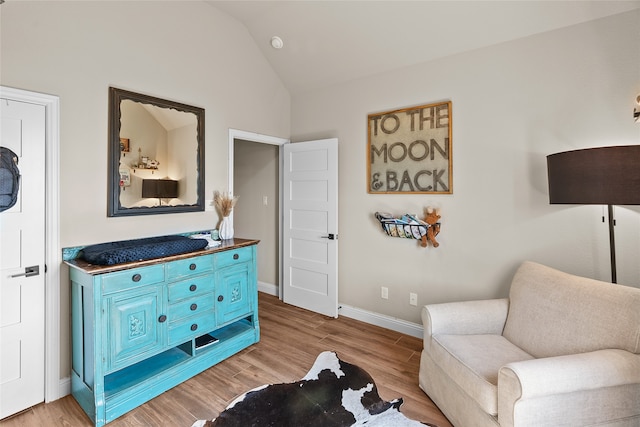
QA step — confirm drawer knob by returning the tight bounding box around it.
[190,324,198,331]
[189,263,196,271]
[132,273,142,282]
[189,284,197,292]
[190,303,198,311]
[217,295,224,302]
[158,315,167,323]
[233,254,239,260]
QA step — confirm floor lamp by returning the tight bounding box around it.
[547,145,640,284]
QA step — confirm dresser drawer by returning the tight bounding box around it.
[215,247,253,268]
[167,274,214,302]
[167,255,213,280]
[168,294,215,321]
[168,311,216,345]
[102,265,165,294]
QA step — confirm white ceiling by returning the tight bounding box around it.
[208,0,640,95]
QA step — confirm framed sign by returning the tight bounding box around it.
[368,101,452,194]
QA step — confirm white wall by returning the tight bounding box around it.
[1,1,290,380]
[233,140,279,287]
[1,1,290,246]
[291,10,640,324]
[2,0,638,387]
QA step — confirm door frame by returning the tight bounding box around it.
[227,129,289,297]
[1,86,61,402]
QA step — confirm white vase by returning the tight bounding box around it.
[219,216,234,240]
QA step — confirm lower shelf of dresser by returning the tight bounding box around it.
[72,318,259,427]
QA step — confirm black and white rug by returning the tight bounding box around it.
[193,351,431,426]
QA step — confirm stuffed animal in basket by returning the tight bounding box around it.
[422,207,441,248]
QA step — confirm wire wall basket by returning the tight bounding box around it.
[375,211,441,248]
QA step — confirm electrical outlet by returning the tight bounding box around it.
[409,292,418,306]
[381,287,389,299]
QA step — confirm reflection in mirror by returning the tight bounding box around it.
[119,100,198,208]
[108,87,205,217]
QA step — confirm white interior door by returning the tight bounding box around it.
[282,138,338,318]
[0,98,46,418]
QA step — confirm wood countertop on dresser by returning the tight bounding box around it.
[64,238,260,275]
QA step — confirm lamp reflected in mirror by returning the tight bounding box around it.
[142,179,178,206]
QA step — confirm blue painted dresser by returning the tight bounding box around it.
[65,238,260,427]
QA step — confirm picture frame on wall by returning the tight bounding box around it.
[120,137,130,153]
[367,101,452,194]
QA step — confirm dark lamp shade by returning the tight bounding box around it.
[547,145,640,205]
[142,179,178,199]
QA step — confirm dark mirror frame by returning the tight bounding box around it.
[107,87,205,217]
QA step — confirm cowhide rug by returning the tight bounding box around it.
[192,351,431,427]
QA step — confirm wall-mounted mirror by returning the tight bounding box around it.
[108,87,205,216]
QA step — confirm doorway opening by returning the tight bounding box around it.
[228,129,288,298]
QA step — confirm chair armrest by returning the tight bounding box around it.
[500,349,640,397]
[498,349,640,426]
[422,298,509,343]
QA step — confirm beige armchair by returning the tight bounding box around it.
[419,261,640,427]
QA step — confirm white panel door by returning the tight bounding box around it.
[0,99,46,419]
[282,138,338,317]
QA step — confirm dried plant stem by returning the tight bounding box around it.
[213,191,238,217]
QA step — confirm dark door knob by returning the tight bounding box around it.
[217,295,224,302]
[158,315,167,323]
[189,263,196,270]
[189,284,197,292]
[132,273,142,282]
[190,324,198,331]
[190,303,198,311]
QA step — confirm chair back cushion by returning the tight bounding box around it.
[503,261,640,358]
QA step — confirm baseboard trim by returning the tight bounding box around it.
[58,376,71,399]
[338,304,424,338]
[258,281,278,296]
[257,282,423,339]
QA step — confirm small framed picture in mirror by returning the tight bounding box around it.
[120,138,130,153]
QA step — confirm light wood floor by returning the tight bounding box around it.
[1,293,451,427]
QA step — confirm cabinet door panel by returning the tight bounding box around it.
[216,263,252,325]
[104,286,166,372]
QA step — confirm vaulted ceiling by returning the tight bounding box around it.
[209,1,640,95]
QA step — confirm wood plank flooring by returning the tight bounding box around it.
[0,293,451,427]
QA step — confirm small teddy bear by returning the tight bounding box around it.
[422,207,441,248]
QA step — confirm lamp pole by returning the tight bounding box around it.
[606,204,617,284]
